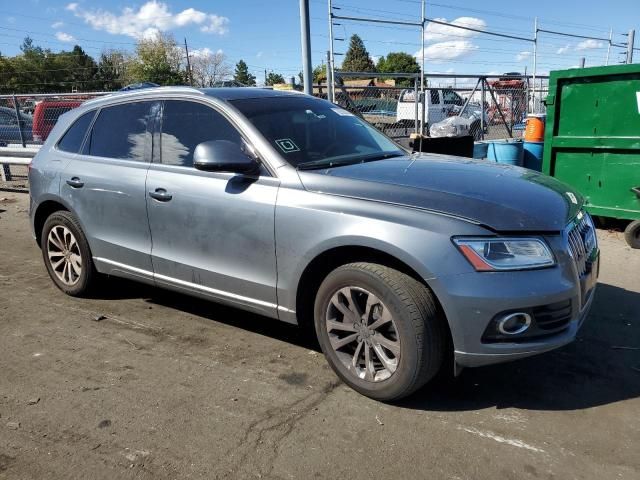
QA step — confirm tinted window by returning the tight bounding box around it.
[430,90,440,104]
[87,102,156,161]
[160,100,242,167]
[0,111,16,124]
[57,111,95,153]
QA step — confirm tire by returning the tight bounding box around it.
[41,211,97,296]
[624,220,640,249]
[314,262,446,401]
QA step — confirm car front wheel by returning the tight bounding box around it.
[314,262,446,401]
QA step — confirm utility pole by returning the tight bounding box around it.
[579,57,585,68]
[299,0,313,95]
[328,0,335,102]
[326,51,334,102]
[184,37,193,86]
[626,29,635,64]
[531,17,538,114]
[420,0,425,94]
[606,28,612,65]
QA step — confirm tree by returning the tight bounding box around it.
[265,72,285,86]
[128,32,185,86]
[377,52,420,86]
[191,50,231,87]
[233,60,256,86]
[95,50,129,91]
[58,45,98,91]
[341,35,375,73]
[299,64,328,85]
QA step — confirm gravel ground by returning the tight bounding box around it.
[0,191,639,480]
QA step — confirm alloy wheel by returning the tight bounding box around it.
[47,225,82,286]
[325,286,400,382]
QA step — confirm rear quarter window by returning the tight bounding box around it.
[57,111,95,153]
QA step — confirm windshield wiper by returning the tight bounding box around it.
[297,151,404,170]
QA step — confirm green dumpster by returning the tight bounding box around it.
[542,64,640,248]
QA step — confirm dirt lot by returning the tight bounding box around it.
[1,190,639,480]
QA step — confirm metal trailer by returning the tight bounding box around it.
[542,64,640,248]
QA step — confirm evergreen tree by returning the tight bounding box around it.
[233,60,256,86]
[341,35,375,73]
[265,72,285,86]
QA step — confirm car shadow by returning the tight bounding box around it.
[98,277,318,351]
[98,279,639,411]
[400,282,640,411]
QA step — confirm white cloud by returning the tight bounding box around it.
[415,40,479,63]
[576,39,603,50]
[55,31,75,42]
[256,51,263,58]
[190,47,224,58]
[416,17,485,64]
[516,51,531,61]
[556,44,571,54]
[51,21,64,28]
[66,1,229,39]
[7,16,16,24]
[424,17,486,41]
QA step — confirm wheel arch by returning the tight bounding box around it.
[294,244,445,330]
[34,200,69,246]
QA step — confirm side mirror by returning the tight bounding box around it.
[193,140,259,174]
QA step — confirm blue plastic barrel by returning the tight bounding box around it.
[486,139,524,166]
[523,141,544,171]
[473,142,488,159]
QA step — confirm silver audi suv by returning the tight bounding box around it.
[29,87,599,400]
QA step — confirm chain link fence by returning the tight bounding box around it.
[319,72,549,141]
[0,93,108,148]
[0,76,549,189]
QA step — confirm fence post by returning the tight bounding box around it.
[481,78,486,141]
[12,95,26,148]
[413,77,419,135]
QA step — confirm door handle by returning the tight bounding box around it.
[632,186,640,200]
[149,188,173,202]
[66,177,84,188]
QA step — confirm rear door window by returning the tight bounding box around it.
[57,111,95,153]
[85,101,157,161]
[159,100,242,168]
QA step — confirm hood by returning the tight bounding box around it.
[297,154,583,232]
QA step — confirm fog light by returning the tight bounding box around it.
[497,312,531,335]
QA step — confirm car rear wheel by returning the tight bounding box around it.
[41,211,97,296]
[314,262,446,401]
[624,220,640,249]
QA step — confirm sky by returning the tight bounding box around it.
[1,0,639,85]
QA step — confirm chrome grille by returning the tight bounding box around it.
[567,212,597,276]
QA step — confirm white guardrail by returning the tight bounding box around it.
[0,146,39,181]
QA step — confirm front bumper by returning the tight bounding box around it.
[454,285,595,367]
[429,237,599,369]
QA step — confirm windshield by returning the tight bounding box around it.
[230,96,405,169]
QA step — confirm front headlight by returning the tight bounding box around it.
[453,237,555,271]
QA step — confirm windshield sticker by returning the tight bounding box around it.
[275,138,300,153]
[566,192,578,204]
[331,108,354,117]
